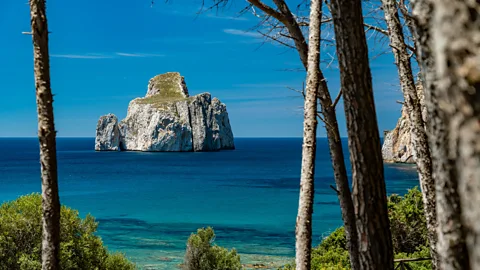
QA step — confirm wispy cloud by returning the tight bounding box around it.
[51,52,165,59]
[51,54,113,59]
[223,28,262,38]
[205,14,248,21]
[115,52,165,57]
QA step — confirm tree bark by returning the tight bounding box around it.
[432,0,480,268]
[411,1,470,269]
[28,1,60,269]
[246,1,360,268]
[294,2,321,269]
[329,0,394,269]
[380,0,438,268]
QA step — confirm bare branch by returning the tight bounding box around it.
[332,89,343,108]
[247,0,286,23]
[330,185,340,195]
[364,23,389,36]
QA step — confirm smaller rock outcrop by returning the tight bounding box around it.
[95,114,121,151]
[95,72,235,152]
[382,84,426,163]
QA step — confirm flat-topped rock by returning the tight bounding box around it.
[95,72,234,152]
[146,72,189,98]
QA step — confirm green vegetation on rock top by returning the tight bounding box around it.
[136,72,188,107]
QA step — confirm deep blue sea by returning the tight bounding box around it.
[0,138,419,269]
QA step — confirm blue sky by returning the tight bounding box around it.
[0,0,403,137]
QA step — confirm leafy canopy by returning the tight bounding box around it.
[0,194,135,270]
[183,227,242,270]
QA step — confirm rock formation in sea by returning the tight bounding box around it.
[95,72,235,152]
[382,84,426,163]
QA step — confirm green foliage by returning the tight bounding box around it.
[388,187,428,254]
[280,187,431,270]
[183,227,242,270]
[0,194,135,270]
[395,246,432,270]
[137,72,188,106]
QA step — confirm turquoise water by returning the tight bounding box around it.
[0,138,419,269]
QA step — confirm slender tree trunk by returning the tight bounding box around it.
[294,1,321,269]
[329,0,394,268]
[28,1,60,269]
[246,1,360,268]
[432,0,480,268]
[381,0,438,267]
[411,1,470,269]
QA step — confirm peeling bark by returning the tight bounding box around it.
[329,0,394,268]
[28,1,60,269]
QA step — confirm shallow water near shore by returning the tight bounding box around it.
[0,138,418,269]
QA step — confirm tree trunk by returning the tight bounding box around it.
[329,0,394,268]
[246,1,359,268]
[28,1,60,269]
[432,0,480,268]
[380,0,438,268]
[294,1,321,269]
[411,1,470,269]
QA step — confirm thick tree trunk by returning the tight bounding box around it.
[329,0,394,269]
[380,0,438,268]
[28,1,60,269]
[411,1,470,269]
[246,1,359,268]
[432,0,480,268]
[294,2,321,269]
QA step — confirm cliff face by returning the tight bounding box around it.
[95,72,235,152]
[382,84,426,163]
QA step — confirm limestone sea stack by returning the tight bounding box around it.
[382,84,426,163]
[95,72,235,152]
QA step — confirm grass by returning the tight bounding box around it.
[136,72,190,108]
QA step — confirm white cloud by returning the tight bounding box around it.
[115,52,165,57]
[223,28,262,38]
[51,54,113,59]
[205,14,248,21]
[51,52,165,59]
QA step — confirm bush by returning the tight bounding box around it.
[280,187,431,270]
[388,187,428,254]
[183,227,242,270]
[0,194,135,270]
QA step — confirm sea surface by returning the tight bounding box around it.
[0,138,419,269]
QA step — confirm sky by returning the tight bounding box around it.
[0,0,404,138]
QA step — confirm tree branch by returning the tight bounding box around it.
[247,0,287,24]
[364,23,389,36]
[332,89,343,108]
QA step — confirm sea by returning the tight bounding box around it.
[0,138,419,269]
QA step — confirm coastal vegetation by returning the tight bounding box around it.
[0,189,431,270]
[282,188,431,270]
[182,227,242,270]
[0,194,135,270]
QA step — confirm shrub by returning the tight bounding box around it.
[0,194,135,270]
[280,187,431,270]
[388,187,428,254]
[183,227,241,270]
